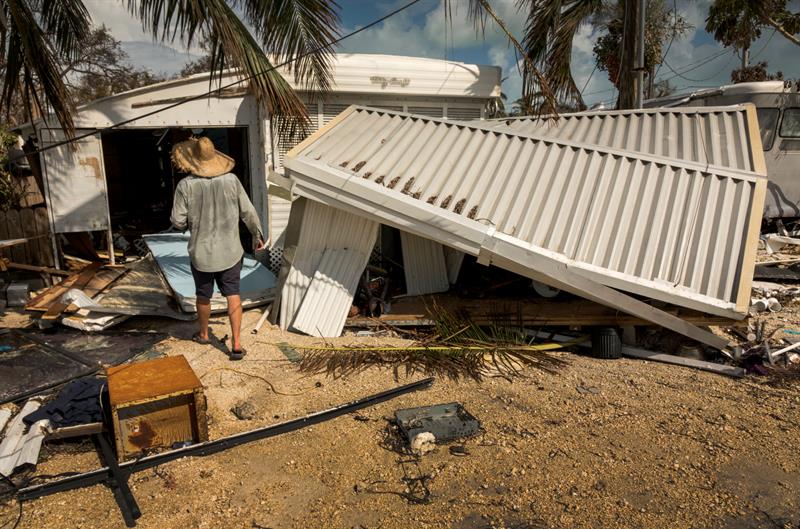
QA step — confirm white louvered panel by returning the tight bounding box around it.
[447,107,482,120]
[407,106,443,117]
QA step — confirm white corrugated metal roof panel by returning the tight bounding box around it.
[285,106,766,332]
[483,105,761,173]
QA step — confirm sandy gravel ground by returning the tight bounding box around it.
[1,307,799,529]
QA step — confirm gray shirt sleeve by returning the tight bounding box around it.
[170,179,189,231]
[237,178,263,242]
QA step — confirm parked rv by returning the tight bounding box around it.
[646,81,800,219]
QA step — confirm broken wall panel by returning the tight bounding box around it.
[277,199,379,334]
[399,231,450,295]
[482,105,763,173]
[291,248,372,337]
[285,106,766,320]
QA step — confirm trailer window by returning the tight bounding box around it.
[780,108,800,138]
[757,108,780,150]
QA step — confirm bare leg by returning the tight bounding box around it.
[196,298,211,340]
[227,295,243,351]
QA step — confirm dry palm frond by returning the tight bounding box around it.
[295,304,573,381]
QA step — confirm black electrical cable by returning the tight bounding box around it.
[653,0,679,80]
[10,0,425,164]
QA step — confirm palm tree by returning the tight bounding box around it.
[0,0,340,136]
[516,0,603,110]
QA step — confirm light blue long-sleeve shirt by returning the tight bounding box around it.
[170,173,263,272]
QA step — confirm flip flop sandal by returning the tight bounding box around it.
[229,348,246,361]
[192,333,211,345]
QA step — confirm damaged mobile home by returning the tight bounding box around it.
[16,53,770,356]
[16,54,501,269]
[277,105,768,351]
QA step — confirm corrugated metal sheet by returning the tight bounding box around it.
[284,106,766,324]
[278,199,378,334]
[443,247,465,284]
[483,105,759,172]
[400,231,450,295]
[291,247,371,337]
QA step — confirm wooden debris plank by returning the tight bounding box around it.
[26,274,81,311]
[0,238,29,249]
[42,263,103,320]
[64,267,129,313]
[33,207,54,267]
[345,295,740,328]
[1,259,70,276]
[45,422,104,441]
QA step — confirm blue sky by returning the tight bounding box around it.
[84,0,800,107]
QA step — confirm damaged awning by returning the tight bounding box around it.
[282,106,767,350]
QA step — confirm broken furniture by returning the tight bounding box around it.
[17,377,435,527]
[107,355,208,460]
[143,232,277,313]
[281,106,767,350]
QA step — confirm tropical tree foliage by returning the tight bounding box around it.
[706,0,800,54]
[593,0,691,96]
[0,0,342,137]
[65,26,162,106]
[0,0,91,133]
[730,60,784,83]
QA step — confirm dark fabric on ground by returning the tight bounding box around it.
[23,377,106,427]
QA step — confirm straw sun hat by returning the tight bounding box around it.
[171,136,234,177]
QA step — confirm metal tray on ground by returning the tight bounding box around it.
[395,402,480,442]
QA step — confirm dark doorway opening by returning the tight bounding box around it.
[100,127,252,250]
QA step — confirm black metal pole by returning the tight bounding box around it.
[19,377,434,502]
[94,433,141,526]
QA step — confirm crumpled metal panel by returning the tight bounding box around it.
[278,199,378,334]
[483,105,757,172]
[284,106,766,319]
[400,231,450,295]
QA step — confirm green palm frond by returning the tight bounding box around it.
[0,0,88,134]
[129,0,340,128]
[518,0,604,110]
[463,0,558,116]
[235,0,340,95]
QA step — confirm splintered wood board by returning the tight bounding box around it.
[42,263,102,320]
[26,264,125,312]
